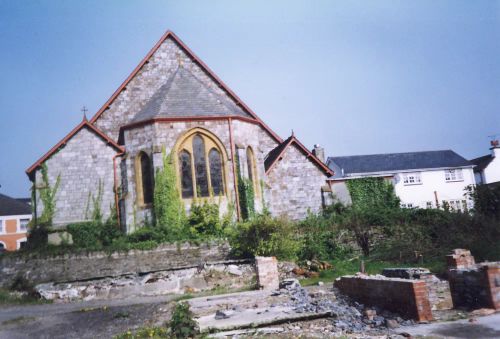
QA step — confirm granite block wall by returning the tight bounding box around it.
[266,143,328,220]
[34,126,120,227]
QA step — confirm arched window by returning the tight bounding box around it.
[136,152,154,205]
[176,129,227,199]
[246,147,258,195]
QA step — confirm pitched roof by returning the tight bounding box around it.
[132,66,251,123]
[265,135,334,176]
[26,119,124,178]
[0,193,31,216]
[89,30,282,143]
[470,154,493,172]
[328,150,472,176]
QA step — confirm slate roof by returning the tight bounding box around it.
[327,150,472,176]
[0,194,31,216]
[470,154,493,172]
[132,66,251,123]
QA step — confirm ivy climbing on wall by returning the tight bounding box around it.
[154,149,186,237]
[345,177,400,210]
[236,153,255,220]
[38,163,61,226]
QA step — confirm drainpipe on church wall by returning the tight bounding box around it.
[113,151,125,230]
[228,118,241,221]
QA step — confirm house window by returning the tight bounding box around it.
[0,242,5,251]
[401,203,414,208]
[135,152,154,205]
[176,129,227,199]
[17,238,27,250]
[19,219,29,232]
[426,201,433,209]
[445,169,463,182]
[402,172,422,185]
[0,220,3,233]
[444,199,467,212]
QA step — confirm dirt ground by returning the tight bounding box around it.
[0,295,175,339]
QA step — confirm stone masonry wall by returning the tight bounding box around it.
[266,144,328,220]
[0,241,231,288]
[122,119,273,230]
[34,126,119,226]
[335,275,433,322]
[94,37,250,141]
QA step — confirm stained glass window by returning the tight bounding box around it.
[140,153,154,204]
[193,135,209,197]
[209,148,224,195]
[179,150,194,198]
[246,147,255,184]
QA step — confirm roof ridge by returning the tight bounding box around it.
[328,149,456,159]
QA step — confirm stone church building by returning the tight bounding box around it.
[26,31,333,233]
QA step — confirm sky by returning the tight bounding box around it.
[0,0,499,197]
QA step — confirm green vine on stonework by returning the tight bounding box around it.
[91,179,104,223]
[154,149,186,237]
[236,153,255,220]
[38,163,61,226]
[345,177,400,210]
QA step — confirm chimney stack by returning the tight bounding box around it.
[312,144,325,162]
[490,139,499,158]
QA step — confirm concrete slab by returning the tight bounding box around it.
[197,306,334,332]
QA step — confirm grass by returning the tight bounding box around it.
[300,257,446,286]
[0,288,50,306]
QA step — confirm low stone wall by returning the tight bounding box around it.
[0,241,231,288]
[36,261,255,302]
[334,275,433,322]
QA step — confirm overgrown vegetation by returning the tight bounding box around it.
[154,149,186,238]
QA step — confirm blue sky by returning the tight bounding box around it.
[0,1,498,197]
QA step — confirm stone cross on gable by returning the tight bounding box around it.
[81,106,88,121]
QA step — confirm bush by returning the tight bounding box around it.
[67,222,103,250]
[168,302,198,338]
[188,200,223,238]
[229,214,302,260]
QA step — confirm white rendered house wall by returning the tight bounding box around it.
[393,167,475,209]
[483,148,500,184]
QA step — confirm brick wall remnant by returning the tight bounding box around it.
[447,249,500,310]
[255,256,279,290]
[334,275,433,322]
[382,268,453,311]
[446,249,476,269]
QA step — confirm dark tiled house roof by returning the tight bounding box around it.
[328,150,472,176]
[470,154,493,172]
[132,66,251,123]
[0,193,31,216]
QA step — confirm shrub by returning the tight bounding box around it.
[188,200,223,238]
[67,222,103,250]
[168,302,198,338]
[229,214,302,260]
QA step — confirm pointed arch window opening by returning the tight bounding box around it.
[136,152,154,206]
[177,132,226,200]
[246,146,259,196]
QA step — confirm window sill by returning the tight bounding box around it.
[137,203,153,210]
[403,183,423,186]
[445,179,464,183]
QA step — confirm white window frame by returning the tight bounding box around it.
[19,218,30,233]
[0,219,4,234]
[445,168,464,182]
[426,201,433,209]
[444,199,467,212]
[402,172,422,185]
[401,202,414,209]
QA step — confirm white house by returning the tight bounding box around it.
[470,140,500,185]
[327,150,475,211]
